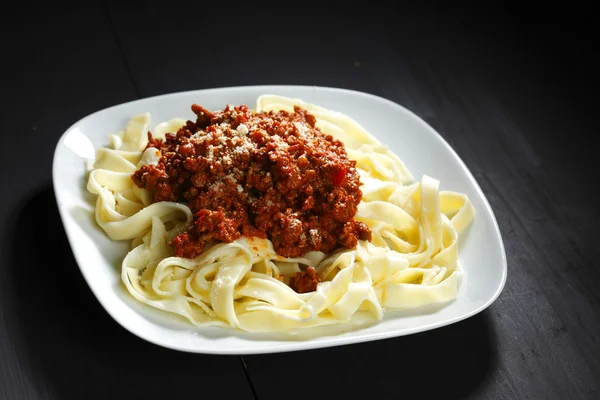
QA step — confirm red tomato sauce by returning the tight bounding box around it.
[132,104,371,274]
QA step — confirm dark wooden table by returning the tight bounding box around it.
[1,3,598,399]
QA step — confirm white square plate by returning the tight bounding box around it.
[53,85,506,354]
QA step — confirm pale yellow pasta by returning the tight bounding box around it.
[86,95,474,332]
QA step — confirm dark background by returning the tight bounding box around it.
[1,1,598,399]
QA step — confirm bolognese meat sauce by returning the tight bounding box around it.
[132,104,371,278]
[288,267,322,294]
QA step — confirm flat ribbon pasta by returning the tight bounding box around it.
[87,97,475,333]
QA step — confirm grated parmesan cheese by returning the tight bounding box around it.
[236,124,249,136]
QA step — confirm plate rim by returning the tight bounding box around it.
[52,84,507,354]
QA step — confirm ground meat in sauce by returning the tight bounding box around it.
[289,267,321,294]
[131,103,371,267]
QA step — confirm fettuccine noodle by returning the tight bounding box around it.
[86,95,474,332]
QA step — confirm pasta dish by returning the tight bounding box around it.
[86,94,474,332]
